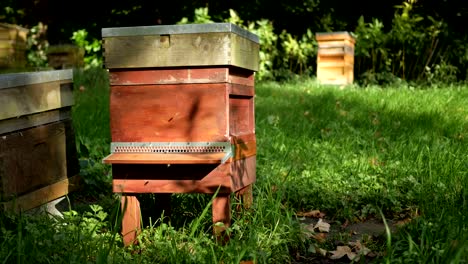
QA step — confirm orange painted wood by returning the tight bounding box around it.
[230,156,256,192]
[315,32,355,43]
[230,95,254,136]
[109,67,255,87]
[229,84,254,96]
[212,194,231,243]
[121,195,141,246]
[110,83,229,142]
[232,140,256,161]
[102,153,226,165]
[112,155,256,194]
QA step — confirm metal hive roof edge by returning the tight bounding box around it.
[101,23,259,44]
[0,69,73,89]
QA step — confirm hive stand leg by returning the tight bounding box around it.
[235,184,253,211]
[212,194,231,244]
[121,195,141,246]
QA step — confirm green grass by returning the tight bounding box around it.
[0,69,467,263]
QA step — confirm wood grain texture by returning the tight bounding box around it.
[0,81,73,120]
[102,153,226,164]
[0,119,80,200]
[0,108,71,135]
[110,83,229,142]
[230,33,260,72]
[230,95,254,136]
[212,194,231,244]
[2,174,81,212]
[103,33,259,71]
[121,195,141,246]
[315,32,355,43]
[109,67,255,87]
[111,155,255,194]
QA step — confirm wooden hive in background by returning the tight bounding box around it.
[46,44,85,69]
[0,69,80,212]
[316,31,355,86]
[0,23,28,69]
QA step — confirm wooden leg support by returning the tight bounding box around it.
[212,194,231,244]
[121,195,141,246]
[235,184,253,211]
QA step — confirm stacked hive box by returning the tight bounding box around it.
[0,69,80,212]
[316,31,355,86]
[0,23,28,69]
[101,23,259,245]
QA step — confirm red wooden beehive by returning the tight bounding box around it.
[101,23,259,245]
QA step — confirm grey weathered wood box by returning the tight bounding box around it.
[102,23,259,71]
[0,69,80,212]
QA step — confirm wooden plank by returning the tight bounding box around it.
[317,54,354,64]
[229,84,254,96]
[2,174,81,212]
[103,32,259,71]
[120,195,141,246]
[317,46,354,56]
[315,32,355,43]
[112,162,232,194]
[0,81,74,120]
[212,194,231,244]
[109,68,229,85]
[102,153,225,164]
[231,33,260,72]
[109,67,255,86]
[229,67,255,86]
[230,156,256,192]
[317,61,354,68]
[103,33,230,69]
[317,40,355,48]
[0,120,80,199]
[111,155,255,194]
[232,140,256,160]
[110,83,229,142]
[0,108,71,135]
[230,95,254,136]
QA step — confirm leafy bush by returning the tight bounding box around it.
[71,29,103,69]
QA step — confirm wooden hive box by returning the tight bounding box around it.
[101,23,259,245]
[0,69,80,212]
[46,44,85,69]
[316,31,355,86]
[0,23,28,69]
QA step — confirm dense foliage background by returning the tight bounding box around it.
[1,0,468,83]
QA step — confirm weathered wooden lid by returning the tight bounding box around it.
[102,23,259,44]
[101,23,260,71]
[315,31,355,43]
[0,69,73,89]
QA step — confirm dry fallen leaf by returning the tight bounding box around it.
[296,210,325,218]
[349,240,371,256]
[317,248,328,257]
[312,232,328,243]
[314,218,330,233]
[329,246,357,261]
